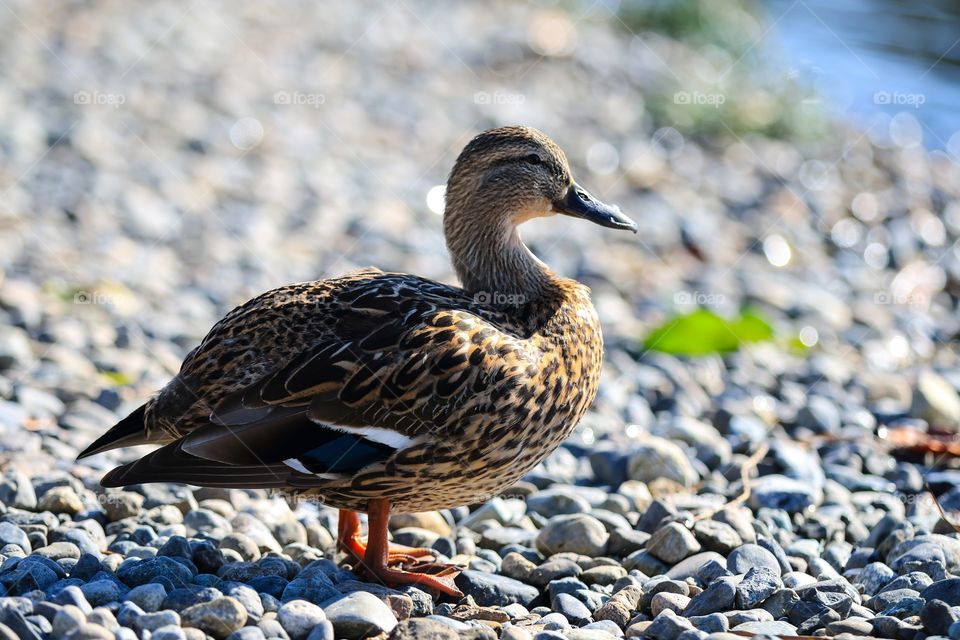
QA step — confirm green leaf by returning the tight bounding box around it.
[644,308,774,356]
[100,371,134,386]
[729,308,774,343]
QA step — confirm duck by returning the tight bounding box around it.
[78,125,637,597]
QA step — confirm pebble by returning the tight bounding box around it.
[921,579,960,606]
[117,557,193,587]
[278,599,327,640]
[727,544,781,576]
[536,514,609,557]
[0,522,31,554]
[626,437,699,487]
[912,370,960,428]
[651,592,692,616]
[126,583,167,612]
[749,475,820,513]
[52,605,86,636]
[683,578,737,616]
[692,520,742,555]
[180,597,248,639]
[732,620,798,636]
[322,591,397,639]
[856,562,896,595]
[554,593,593,626]
[102,492,144,521]
[735,567,781,609]
[391,618,459,639]
[647,523,702,564]
[36,487,84,515]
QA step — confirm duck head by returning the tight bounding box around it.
[443,126,636,300]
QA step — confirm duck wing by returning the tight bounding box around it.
[99,272,540,488]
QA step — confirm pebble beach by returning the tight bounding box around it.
[1,1,959,639]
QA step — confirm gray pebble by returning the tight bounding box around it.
[278,599,327,640]
[322,591,397,639]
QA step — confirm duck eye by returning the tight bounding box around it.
[522,154,543,165]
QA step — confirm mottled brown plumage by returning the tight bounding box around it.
[79,126,636,595]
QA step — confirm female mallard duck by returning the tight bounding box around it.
[79,126,636,596]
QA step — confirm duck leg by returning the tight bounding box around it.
[336,509,367,564]
[357,498,463,597]
[336,507,439,567]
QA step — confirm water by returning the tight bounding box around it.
[763,0,960,152]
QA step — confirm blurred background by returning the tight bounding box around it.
[1,0,959,491]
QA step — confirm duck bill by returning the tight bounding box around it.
[554,183,637,233]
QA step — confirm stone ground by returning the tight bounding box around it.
[0,1,959,639]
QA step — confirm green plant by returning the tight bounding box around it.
[644,307,774,355]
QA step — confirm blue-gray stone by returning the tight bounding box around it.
[553,593,592,626]
[922,579,960,607]
[881,596,925,618]
[645,611,694,639]
[281,575,339,604]
[0,564,58,595]
[736,567,781,609]
[856,562,895,595]
[666,552,726,581]
[117,557,193,587]
[0,608,41,640]
[226,584,264,622]
[920,599,960,636]
[248,575,288,600]
[0,523,30,554]
[529,558,580,587]
[454,570,539,607]
[695,558,732,586]
[126,582,167,612]
[191,543,226,575]
[687,613,728,633]
[157,535,192,558]
[548,576,588,601]
[750,475,819,513]
[728,544,781,576]
[761,588,799,619]
[60,529,101,558]
[796,396,841,434]
[540,612,569,630]
[869,588,920,612]
[227,628,267,640]
[879,571,933,594]
[69,554,101,582]
[582,620,622,635]
[162,586,223,612]
[756,536,793,574]
[79,580,123,606]
[51,585,92,614]
[683,577,736,616]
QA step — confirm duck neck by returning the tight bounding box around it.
[445,205,555,306]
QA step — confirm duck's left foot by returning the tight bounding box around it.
[357,498,464,598]
[337,509,438,566]
[360,561,464,597]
